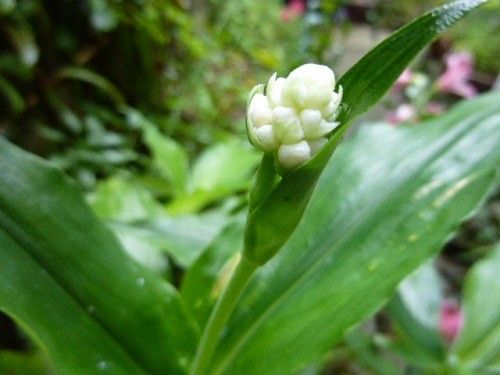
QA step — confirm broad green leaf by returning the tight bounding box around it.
[168,141,260,214]
[188,141,259,198]
[449,243,500,373]
[89,174,229,268]
[0,231,144,374]
[0,351,50,375]
[244,0,489,264]
[211,92,500,374]
[108,222,171,275]
[181,215,246,328]
[89,175,163,222]
[396,261,443,331]
[385,261,445,368]
[0,139,198,374]
[111,209,230,268]
[143,123,189,196]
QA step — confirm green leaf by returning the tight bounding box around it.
[0,139,198,374]
[89,0,119,31]
[56,67,125,107]
[211,92,500,374]
[336,0,488,124]
[344,328,402,375]
[168,141,260,214]
[243,0,489,265]
[386,262,445,368]
[0,235,144,375]
[111,209,230,269]
[190,142,259,196]
[0,74,25,114]
[4,21,39,66]
[449,243,500,373]
[89,174,230,268]
[142,123,189,196]
[88,175,163,222]
[0,0,16,15]
[181,215,246,328]
[0,351,50,375]
[109,221,171,275]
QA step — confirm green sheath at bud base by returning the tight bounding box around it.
[246,64,343,170]
[244,64,345,265]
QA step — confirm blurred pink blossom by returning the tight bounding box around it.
[426,101,445,115]
[437,52,477,98]
[394,68,413,90]
[281,0,306,22]
[439,299,463,343]
[385,104,416,124]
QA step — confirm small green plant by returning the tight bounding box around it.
[0,1,498,374]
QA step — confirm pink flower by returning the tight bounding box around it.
[394,68,413,91]
[437,52,477,98]
[281,0,306,22]
[439,299,463,343]
[385,104,416,124]
[426,101,445,115]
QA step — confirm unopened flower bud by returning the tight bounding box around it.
[254,125,278,151]
[267,74,287,107]
[278,141,311,169]
[246,63,343,170]
[248,93,273,127]
[282,64,336,109]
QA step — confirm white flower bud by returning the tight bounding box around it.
[267,73,286,107]
[254,124,278,151]
[321,86,343,120]
[307,137,327,155]
[278,141,311,169]
[299,109,322,128]
[302,117,339,139]
[248,93,273,127]
[246,64,342,170]
[282,64,335,110]
[273,106,304,144]
[299,109,322,138]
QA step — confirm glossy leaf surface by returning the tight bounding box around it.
[0,140,198,374]
[212,92,500,374]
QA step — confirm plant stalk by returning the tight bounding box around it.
[189,255,258,375]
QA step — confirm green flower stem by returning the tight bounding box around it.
[189,255,258,375]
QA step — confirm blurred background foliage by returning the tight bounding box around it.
[0,0,336,191]
[0,0,499,374]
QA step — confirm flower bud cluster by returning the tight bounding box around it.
[247,64,342,169]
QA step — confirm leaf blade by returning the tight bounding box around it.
[0,139,199,374]
[213,92,500,374]
[450,243,500,373]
